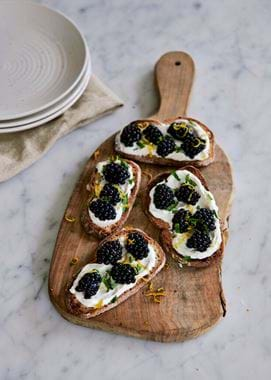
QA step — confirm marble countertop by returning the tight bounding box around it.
[1,0,270,379]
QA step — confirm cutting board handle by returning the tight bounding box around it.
[151,51,195,120]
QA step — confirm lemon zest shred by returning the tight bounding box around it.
[65,215,76,223]
[95,299,104,309]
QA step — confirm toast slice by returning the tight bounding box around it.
[81,158,141,238]
[66,227,166,318]
[144,166,223,268]
[115,117,215,167]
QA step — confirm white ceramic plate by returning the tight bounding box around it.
[0,62,91,134]
[0,53,91,128]
[0,1,88,120]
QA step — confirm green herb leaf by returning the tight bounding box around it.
[172,170,180,181]
[102,273,116,291]
[213,209,219,219]
[175,146,183,153]
[185,174,197,188]
[167,201,178,212]
[207,193,213,201]
[183,255,191,262]
[134,263,144,274]
[122,194,129,211]
[110,296,118,304]
[137,140,145,149]
[128,178,134,185]
[174,223,181,233]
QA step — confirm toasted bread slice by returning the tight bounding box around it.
[115,117,215,167]
[81,159,141,238]
[144,166,223,268]
[66,227,166,318]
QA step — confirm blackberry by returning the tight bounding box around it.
[120,122,142,146]
[182,134,206,158]
[100,183,120,205]
[103,162,129,184]
[143,125,163,145]
[110,263,136,284]
[194,208,216,231]
[153,184,175,209]
[186,230,211,252]
[156,135,176,157]
[172,209,192,233]
[97,240,123,264]
[126,232,149,259]
[89,199,116,220]
[76,271,101,299]
[175,184,200,205]
[167,122,191,141]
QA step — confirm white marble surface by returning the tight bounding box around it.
[1,0,270,379]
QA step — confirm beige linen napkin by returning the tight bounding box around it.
[0,75,123,182]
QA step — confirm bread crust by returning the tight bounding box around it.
[144,165,224,268]
[81,160,141,238]
[66,227,166,318]
[115,117,215,167]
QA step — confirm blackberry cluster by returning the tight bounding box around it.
[182,135,206,158]
[194,208,216,232]
[167,122,191,141]
[100,183,120,205]
[156,135,176,157]
[172,209,192,233]
[126,232,149,259]
[89,199,116,220]
[110,263,136,284]
[97,240,123,264]
[103,162,129,185]
[153,184,175,209]
[120,122,142,146]
[175,184,200,205]
[186,230,211,252]
[143,125,163,145]
[76,272,102,299]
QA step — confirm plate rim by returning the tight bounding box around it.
[0,55,91,128]
[0,63,91,134]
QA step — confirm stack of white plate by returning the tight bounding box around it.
[0,1,91,133]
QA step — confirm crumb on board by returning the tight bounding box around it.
[94,150,100,160]
[70,257,79,266]
[144,282,166,303]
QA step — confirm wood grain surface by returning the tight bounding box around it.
[48,52,233,342]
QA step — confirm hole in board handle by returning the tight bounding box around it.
[175,61,181,66]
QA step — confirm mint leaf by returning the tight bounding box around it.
[110,296,118,304]
[207,193,213,201]
[183,255,191,262]
[102,273,116,291]
[172,170,180,181]
[167,201,178,212]
[137,140,145,149]
[174,223,180,233]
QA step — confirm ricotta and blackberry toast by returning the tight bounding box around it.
[115,117,214,167]
[145,166,223,267]
[66,228,166,318]
[81,157,141,238]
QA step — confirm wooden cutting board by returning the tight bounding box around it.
[49,52,233,342]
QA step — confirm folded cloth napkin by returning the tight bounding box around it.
[0,75,123,182]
